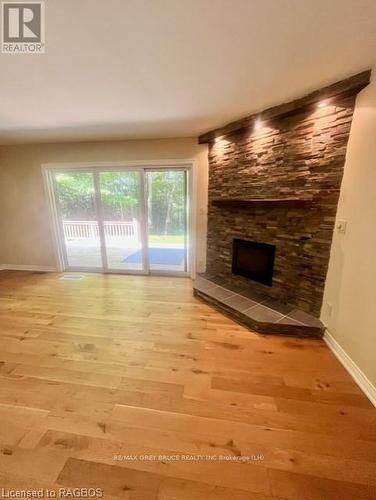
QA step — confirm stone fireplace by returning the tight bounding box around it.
[194,71,370,337]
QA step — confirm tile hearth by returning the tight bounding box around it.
[193,276,324,338]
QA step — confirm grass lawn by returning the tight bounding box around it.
[149,234,184,244]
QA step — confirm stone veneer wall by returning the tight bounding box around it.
[205,94,358,316]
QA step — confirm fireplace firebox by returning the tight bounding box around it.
[232,238,275,286]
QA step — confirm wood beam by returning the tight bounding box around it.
[198,70,371,144]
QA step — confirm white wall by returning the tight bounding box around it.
[322,66,376,389]
[0,138,208,273]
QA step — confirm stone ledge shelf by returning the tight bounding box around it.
[193,276,324,338]
[212,198,313,209]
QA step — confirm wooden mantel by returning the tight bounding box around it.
[198,70,371,144]
[212,198,313,209]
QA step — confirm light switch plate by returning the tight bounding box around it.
[336,220,347,234]
[326,302,333,317]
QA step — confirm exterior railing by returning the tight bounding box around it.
[63,220,139,240]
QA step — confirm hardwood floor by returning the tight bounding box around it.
[0,270,375,499]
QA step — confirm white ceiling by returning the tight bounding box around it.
[1,0,376,144]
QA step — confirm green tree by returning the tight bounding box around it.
[55,170,186,236]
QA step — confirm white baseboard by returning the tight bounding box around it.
[0,264,58,272]
[324,329,376,407]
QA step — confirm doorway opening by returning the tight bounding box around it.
[45,163,193,276]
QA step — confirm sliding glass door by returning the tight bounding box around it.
[52,166,189,275]
[54,171,103,270]
[99,171,146,272]
[146,169,187,273]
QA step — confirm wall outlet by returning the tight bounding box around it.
[336,220,347,234]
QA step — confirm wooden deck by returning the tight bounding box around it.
[0,270,375,499]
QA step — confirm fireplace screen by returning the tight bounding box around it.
[232,238,275,286]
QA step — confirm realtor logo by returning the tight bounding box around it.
[2,1,45,53]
